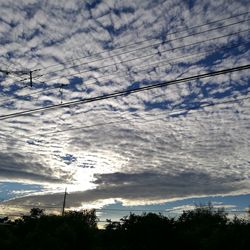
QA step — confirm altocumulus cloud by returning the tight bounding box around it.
[0,0,250,209]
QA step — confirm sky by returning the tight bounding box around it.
[0,0,250,222]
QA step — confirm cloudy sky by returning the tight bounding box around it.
[0,0,250,221]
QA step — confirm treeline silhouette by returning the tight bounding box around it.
[0,205,250,250]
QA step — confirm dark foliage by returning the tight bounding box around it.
[0,205,250,250]
[0,208,98,250]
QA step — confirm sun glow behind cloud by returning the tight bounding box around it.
[62,149,127,193]
[0,0,249,217]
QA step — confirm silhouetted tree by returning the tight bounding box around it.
[104,212,176,250]
[1,205,250,250]
[0,216,8,223]
[30,207,44,218]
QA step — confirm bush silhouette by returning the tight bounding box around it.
[0,204,250,250]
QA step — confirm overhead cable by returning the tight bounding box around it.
[0,64,249,121]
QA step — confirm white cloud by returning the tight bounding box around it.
[0,0,249,210]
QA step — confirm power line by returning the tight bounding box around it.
[0,91,249,153]
[0,69,38,76]
[18,18,250,84]
[1,92,249,152]
[33,11,250,72]
[0,68,37,89]
[26,94,250,137]
[37,37,249,88]
[1,12,249,89]
[1,38,248,106]
[0,64,249,121]
[3,17,248,86]
[26,28,250,87]
[1,21,248,104]
[2,26,246,106]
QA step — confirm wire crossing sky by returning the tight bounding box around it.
[0,63,249,120]
[0,0,250,221]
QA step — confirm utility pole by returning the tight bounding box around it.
[62,187,67,216]
[0,68,35,87]
[29,71,33,87]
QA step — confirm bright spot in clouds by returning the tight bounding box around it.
[0,0,249,219]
